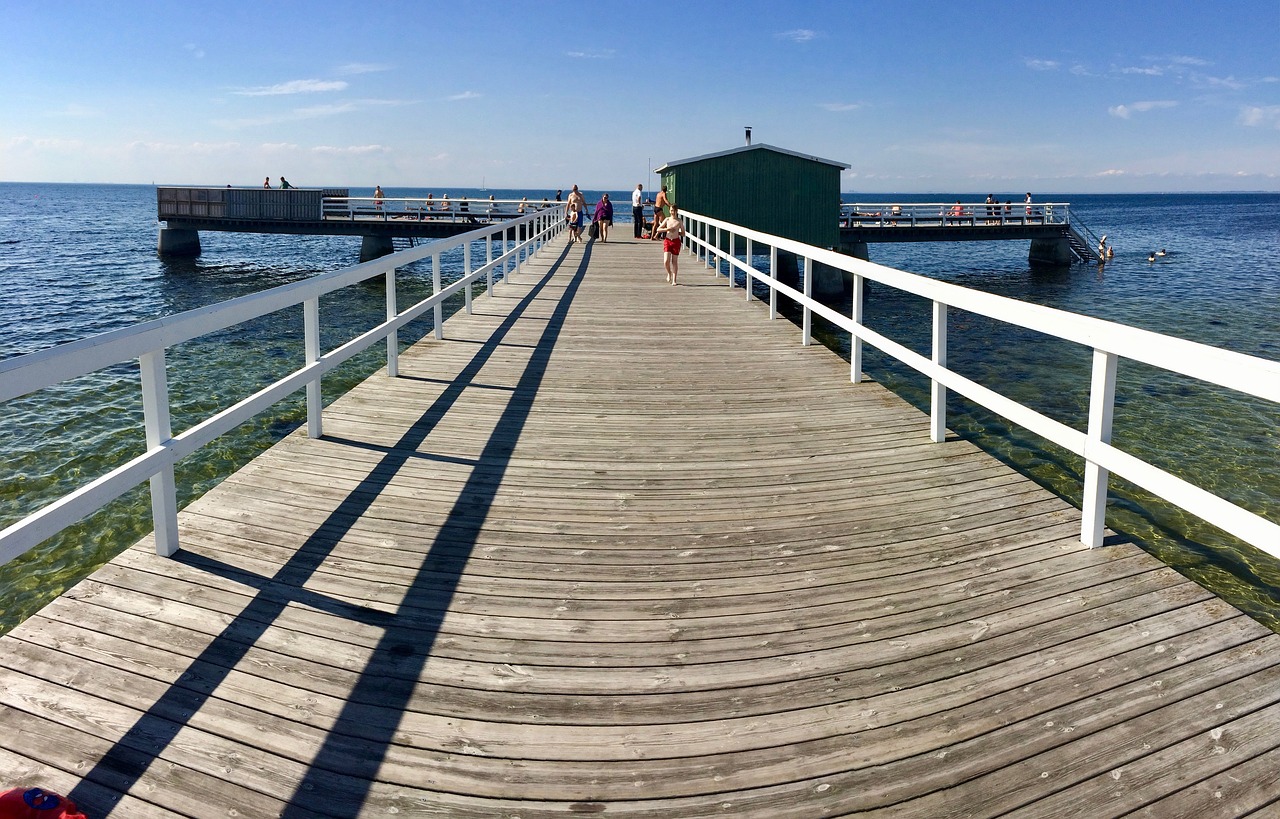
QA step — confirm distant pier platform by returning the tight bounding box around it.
[157,186,546,261]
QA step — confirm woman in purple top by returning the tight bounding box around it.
[593,193,614,242]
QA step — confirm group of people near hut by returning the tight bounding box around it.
[563,184,685,284]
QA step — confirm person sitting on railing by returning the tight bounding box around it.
[439,193,450,215]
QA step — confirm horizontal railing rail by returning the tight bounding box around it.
[841,201,1070,228]
[682,210,1280,557]
[321,196,568,222]
[0,209,566,568]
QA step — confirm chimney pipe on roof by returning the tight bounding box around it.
[745,126,752,146]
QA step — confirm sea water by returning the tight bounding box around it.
[0,184,1277,633]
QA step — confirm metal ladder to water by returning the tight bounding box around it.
[1065,207,1103,263]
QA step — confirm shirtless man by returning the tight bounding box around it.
[651,186,670,240]
[655,204,685,285]
[565,185,587,243]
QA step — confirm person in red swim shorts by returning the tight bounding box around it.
[654,204,685,285]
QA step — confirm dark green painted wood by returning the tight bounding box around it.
[660,145,844,249]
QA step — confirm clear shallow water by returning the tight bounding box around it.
[1,185,1277,632]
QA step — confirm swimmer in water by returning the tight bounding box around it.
[1156,248,1167,256]
[1148,252,1156,263]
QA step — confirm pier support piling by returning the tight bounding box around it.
[1028,237,1073,267]
[360,235,395,262]
[157,227,201,257]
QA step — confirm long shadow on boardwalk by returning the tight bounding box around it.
[70,241,588,816]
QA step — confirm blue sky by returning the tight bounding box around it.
[2,0,1277,193]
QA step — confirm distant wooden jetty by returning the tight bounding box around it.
[2,231,1278,816]
[156,186,557,261]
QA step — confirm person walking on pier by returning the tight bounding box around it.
[594,193,614,242]
[632,184,645,239]
[655,204,685,285]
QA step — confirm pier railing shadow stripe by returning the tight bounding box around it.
[67,239,583,815]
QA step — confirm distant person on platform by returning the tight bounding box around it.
[279,177,292,189]
[555,189,563,202]
[594,193,614,242]
[263,176,271,188]
[655,204,685,285]
[652,186,670,240]
[632,184,645,238]
[374,185,385,210]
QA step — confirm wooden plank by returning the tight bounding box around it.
[2,233,1278,816]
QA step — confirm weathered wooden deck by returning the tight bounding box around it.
[3,233,1279,818]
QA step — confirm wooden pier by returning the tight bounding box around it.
[2,234,1278,817]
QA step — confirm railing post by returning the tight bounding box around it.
[1082,349,1118,547]
[930,300,948,442]
[464,240,474,315]
[726,230,735,289]
[486,232,494,296]
[802,256,813,347]
[385,268,399,377]
[432,251,443,340]
[769,244,778,320]
[304,297,322,437]
[851,273,864,383]
[744,237,753,302]
[139,349,179,557]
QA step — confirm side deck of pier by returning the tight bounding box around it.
[1,234,1278,817]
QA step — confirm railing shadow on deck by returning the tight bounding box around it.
[68,240,589,816]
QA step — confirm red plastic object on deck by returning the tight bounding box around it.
[0,789,87,819]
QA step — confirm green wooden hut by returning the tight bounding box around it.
[654,143,849,249]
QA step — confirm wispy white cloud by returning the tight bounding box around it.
[52,103,101,118]
[778,29,817,43]
[447,91,481,101]
[312,144,390,155]
[1025,59,1059,71]
[819,102,862,112]
[1108,100,1178,119]
[1239,106,1280,129]
[233,79,349,96]
[335,63,391,75]
[1196,74,1246,91]
[566,49,616,59]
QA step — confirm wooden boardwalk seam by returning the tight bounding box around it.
[2,234,1278,817]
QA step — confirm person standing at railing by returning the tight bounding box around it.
[374,185,385,210]
[632,184,645,239]
[279,177,292,189]
[655,204,685,285]
[263,176,271,189]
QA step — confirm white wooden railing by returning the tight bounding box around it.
[682,210,1280,556]
[322,196,562,222]
[0,209,565,567]
[840,201,1070,228]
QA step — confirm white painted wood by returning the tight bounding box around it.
[0,211,563,567]
[139,350,179,557]
[851,273,864,384]
[385,270,399,379]
[1082,350,1118,547]
[304,298,322,437]
[931,301,948,444]
[681,211,1279,555]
